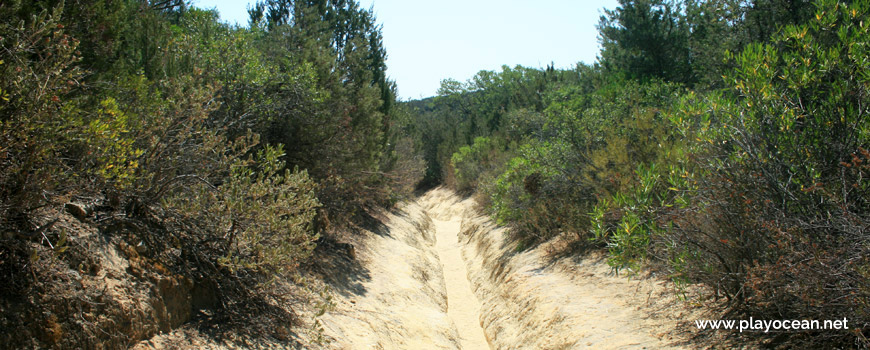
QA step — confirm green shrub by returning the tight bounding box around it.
[646,1,870,345]
[450,136,505,192]
[489,144,548,225]
[0,0,394,345]
[591,164,669,273]
[166,144,320,278]
[0,5,126,231]
[485,141,588,246]
[481,79,682,250]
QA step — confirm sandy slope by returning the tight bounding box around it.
[318,200,462,349]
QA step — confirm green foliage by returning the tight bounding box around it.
[80,97,143,186]
[408,64,569,186]
[502,108,552,142]
[450,136,505,192]
[599,0,818,88]
[598,0,695,84]
[610,2,870,346]
[591,164,668,273]
[490,151,546,225]
[482,78,681,248]
[401,0,870,347]
[167,144,320,278]
[111,73,226,204]
[247,0,401,224]
[1,0,398,345]
[0,4,86,228]
[551,79,682,197]
[485,141,590,245]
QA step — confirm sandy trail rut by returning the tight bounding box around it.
[432,217,490,350]
[316,188,698,349]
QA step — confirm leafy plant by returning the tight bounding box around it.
[450,136,504,192]
[167,144,320,278]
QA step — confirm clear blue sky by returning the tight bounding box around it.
[192,0,619,100]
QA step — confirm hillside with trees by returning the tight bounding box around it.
[408,0,870,347]
[2,0,869,348]
[0,0,421,347]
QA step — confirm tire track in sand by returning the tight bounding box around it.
[432,216,491,350]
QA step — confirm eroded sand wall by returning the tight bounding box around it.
[437,189,686,350]
[318,200,463,349]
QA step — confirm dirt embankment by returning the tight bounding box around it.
[136,198,468,349]
[423,188,708,349]
[0,208,197,350]
[315,200,462,349]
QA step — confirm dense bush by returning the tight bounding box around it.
[591,1,870,346]
[1,0,403,346]
[450,136,505,192]
[485,141,585,246]
[408,65,575,187]
[0,6,88,231]
[684,1,870,342]
[479,79,681,247]
[408,0,870,346]
[165,144,320,280]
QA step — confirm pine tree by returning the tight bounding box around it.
[597,0,695,84]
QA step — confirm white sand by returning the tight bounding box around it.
[318,200,461,349]
[433,217,491,350]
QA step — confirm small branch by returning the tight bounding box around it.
[17,217,59,240]
[151,174,218,201]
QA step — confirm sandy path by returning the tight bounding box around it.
[136,188,712,349]
[314,187,705,349]
[314,201,462,350]
[422,188,702,350]
[432,217,491,350]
